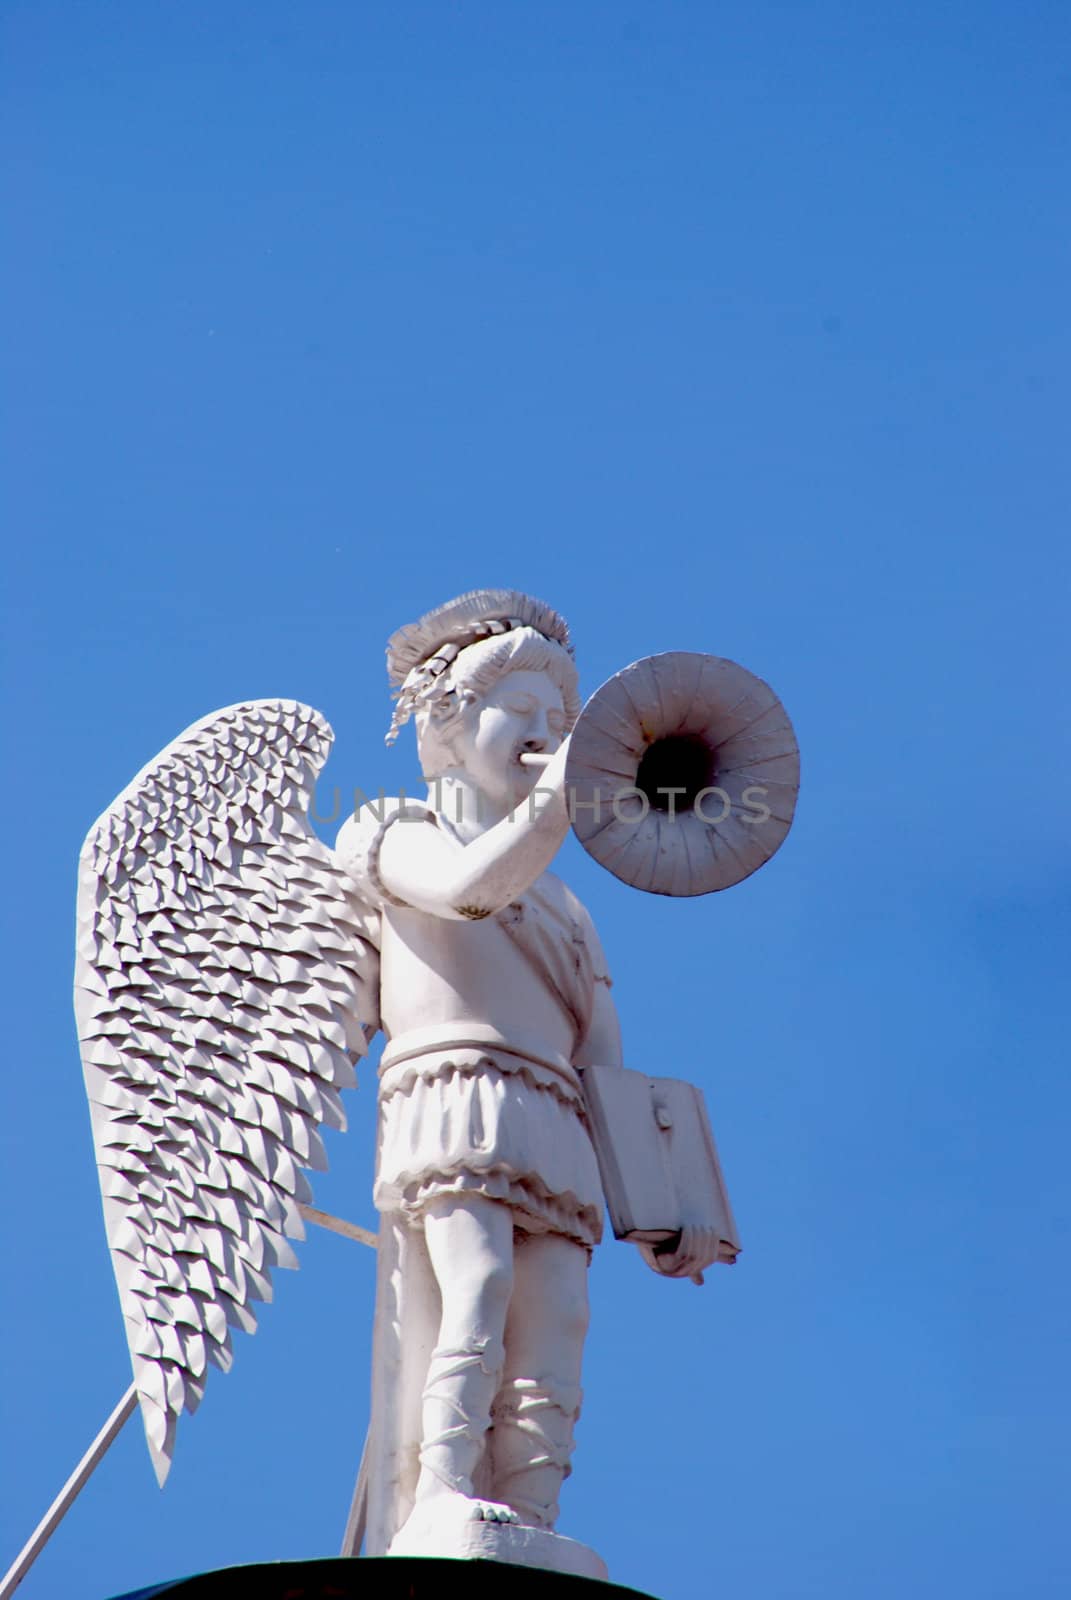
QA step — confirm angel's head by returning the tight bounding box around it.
[412,627,580,811]
[386,592,581,808]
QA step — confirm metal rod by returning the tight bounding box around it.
[299,1204,378,1251]
[0,1208,375,1594]
[0,1383,138,1600]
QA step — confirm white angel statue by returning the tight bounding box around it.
[75,589,729,1575]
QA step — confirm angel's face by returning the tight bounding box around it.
[452,668,566,817]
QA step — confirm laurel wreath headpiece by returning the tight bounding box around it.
[384,588,573,745]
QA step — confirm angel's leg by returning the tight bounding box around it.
[489,1232,589,1528]
[412,1192,515,1512]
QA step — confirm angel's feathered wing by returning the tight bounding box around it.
[74,700,377,1483]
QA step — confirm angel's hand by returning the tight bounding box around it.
[518,732,570,809]
[638,1225,722,1286]
[538,732,571,793]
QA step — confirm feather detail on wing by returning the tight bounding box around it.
[74,700,378,1484]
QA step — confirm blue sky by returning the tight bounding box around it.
[2,4,1069,1598]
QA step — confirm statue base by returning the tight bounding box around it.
[388,1505,607,1579]
[111,1555,658,1598]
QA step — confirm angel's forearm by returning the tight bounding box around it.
[446,796,570,914]
[378,787,570,919]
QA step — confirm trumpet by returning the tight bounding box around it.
[524,651,799,897]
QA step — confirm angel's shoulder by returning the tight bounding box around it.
[543,868,593,924]
[334,795,435,909]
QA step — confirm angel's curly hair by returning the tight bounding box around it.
[409,626,581,779]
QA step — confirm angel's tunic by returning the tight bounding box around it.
[335,800,607,1251]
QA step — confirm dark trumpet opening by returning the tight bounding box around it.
[635,733,719,811]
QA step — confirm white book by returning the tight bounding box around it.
[582,1064,740,1265]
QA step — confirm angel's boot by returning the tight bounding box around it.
[407,1336,517,1524]
[489,1375,583,1529]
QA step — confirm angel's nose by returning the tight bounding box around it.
[521,707,552,750]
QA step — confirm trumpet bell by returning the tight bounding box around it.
[565,652,799,897]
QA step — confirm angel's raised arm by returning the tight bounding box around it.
[371,741,572,920]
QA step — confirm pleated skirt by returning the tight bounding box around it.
[374,1048,604,1250]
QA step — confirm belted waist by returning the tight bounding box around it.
[380,1021,581,1095]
